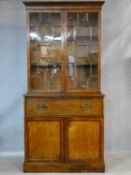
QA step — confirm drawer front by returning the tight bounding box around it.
[25,97,103,117]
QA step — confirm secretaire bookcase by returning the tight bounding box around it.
[23,0,105,172]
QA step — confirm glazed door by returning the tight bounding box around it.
[65,118,103,162]
[25,117,64,162]
[29,11,99,93]
[29,12,63,92]
[65,12,99,92]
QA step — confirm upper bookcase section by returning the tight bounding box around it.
[23,0,105,93]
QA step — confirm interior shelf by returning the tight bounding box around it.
[67,36,98,41]
[31,63,61,68]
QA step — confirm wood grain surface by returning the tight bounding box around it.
[67,120,100,160]
[28,120,61,160]
[25,97,103,117]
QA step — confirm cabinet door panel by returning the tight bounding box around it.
[66,12,99,92]
[29,12,62,92]
[67,118,102,162]
[26,118,64,162]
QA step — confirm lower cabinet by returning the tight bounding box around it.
[25,117,103,164]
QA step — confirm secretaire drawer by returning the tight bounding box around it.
[25,97,103,117]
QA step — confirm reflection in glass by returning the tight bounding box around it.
[67,13,98,90]
[29,13,62,92]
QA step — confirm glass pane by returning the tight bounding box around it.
[67,13,98,90]
[29,13,62,92]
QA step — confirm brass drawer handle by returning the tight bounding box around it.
[37,103,48,110]
[81,103,91,110]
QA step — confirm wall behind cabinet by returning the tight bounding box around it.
[0,0,26,155]
[0,0,131,155]
[102,0,131,152]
